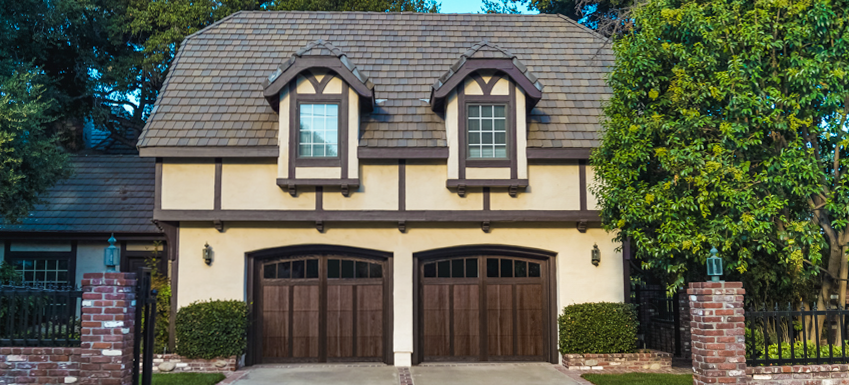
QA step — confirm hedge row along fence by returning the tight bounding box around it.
[175,299,249,360]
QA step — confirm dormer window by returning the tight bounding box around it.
[467,104,507,159]
[299,103,339,158]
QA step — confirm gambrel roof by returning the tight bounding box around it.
[138,11,612,153]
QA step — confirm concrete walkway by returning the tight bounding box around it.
[224,363,586,385]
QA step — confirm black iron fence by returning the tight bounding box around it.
[633,285,682,355]
[0,284,83,347]
[133,267,157,385]
[746,303,849,366]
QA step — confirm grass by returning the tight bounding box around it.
[581,373,693,385]
[151,373,226,385]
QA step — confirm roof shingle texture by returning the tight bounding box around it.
[139,12,613,150]
[0,155,159,234]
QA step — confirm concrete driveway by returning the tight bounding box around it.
[224,363,585,385]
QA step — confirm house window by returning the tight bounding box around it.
[467,104,507,159]
[10,258,71,285]
[298,103,339,158]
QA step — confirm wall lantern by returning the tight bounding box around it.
[202,243,212,265]
[706,246,723,282]
[104,234,120,272]
[591,244,601,266]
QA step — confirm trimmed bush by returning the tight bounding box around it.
[175,299,248,359]
[558,302,638,354]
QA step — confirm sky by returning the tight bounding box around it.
[439,0,537,14]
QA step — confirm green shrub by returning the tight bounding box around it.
[558,302,638,354]
[175,300,248,359]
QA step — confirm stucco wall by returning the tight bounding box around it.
[405,163,483,210]
[176,222,622,365]
[162,160,215,210]
[75,242,108,285]
[491,164,581,210]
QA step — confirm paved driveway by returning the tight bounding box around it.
[225,363,585,385]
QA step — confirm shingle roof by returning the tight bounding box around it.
[0,155,160,234]
[138,11,613,150]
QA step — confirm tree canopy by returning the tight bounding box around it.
[593,0,849,306]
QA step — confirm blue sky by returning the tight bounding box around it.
[439,0,537,14]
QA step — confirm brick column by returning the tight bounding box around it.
[688,281,746,385]
[80,273,136,385]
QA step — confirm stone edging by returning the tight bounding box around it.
[562,350,672,371]
[152,354,237,373]
[748,364,849,383]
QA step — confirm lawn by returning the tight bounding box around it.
[581,373,693,385]
[151,373,226,385]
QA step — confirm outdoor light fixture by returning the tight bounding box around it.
[104,234,120,272]
[202,243,212,265]
[591,244,601,266]
[706,246,723,282]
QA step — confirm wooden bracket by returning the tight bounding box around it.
[457,184,467,197]
[288,185,297,197]
[213,220,225,233]
[577,220,587,233]
[151,219,163,232]
[482,221,491,233]
[398,221,407,233]
[341,185,350,197]
[315,220,325,233]
[508,185,519,198]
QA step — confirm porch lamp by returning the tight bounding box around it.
[104,234,120,272]
[706,246,723,282]
[591,244,601,266]
[202,243,212,265]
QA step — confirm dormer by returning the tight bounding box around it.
[262,39,374,197]
[430,41,544,197]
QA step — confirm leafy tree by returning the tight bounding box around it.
[592,0,849,310]
[481,0,637,36]
[482,0,522,13]
[0,69,72,223]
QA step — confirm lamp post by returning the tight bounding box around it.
[706,246,723,282]
[104,234,120,272]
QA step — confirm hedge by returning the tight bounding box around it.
[175,299,248,359]
[558,302,638,354]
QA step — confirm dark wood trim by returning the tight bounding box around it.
[458,86,466,179]
[483,187,491,211]
[398,160,406,211]
[431,59,542,111]
[0,232,165,241]
[277,179,360,193]
[154,158,162,211]
[315,186,323,211]
[214,158,222,211]
[547,254,558,363]
[459,74,519,183]
[262,56,374,105]
[358,147,448,160]
[623,237,632,303]
[158,221,180,352]
[579,160,587,212]
[153,209,601,223]
[446,179,528,188]
[526,148,592,160]
[291,95,345,169]
[244,245,393,366]
[139,146,279,158]
[288,82,297,179]
[510,84,518,179]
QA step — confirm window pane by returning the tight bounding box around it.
[515,260,527,278]
[494,105,506,117]
[469,147,481,158]
[481,106,492,117]
[424,263,436,278]
[494,119,505,132]
[341,260,355,278]
[452,259,464,278]
[302,104,313,115]
[500,259,513,278]
[37,260,47,270]
[299,144,311,157]
[312,144,324,157]
[299,103,339,158]
[469,105,479,117]
[327,259,340,279]
[264,264,276,279]
[494,146,507,158]
[529,262,541,277]
[58,259,68,270]
[356,261,369,278]
[468,132,481,145]
[468,119,480,131]
[482,132,493,145]
[437,260,450,278]
[36,271,45,282]
[278,262,291,278]
[326,144,338,157]
[481,146,494,158]
[486,258,499,278]
[306,259,319,279]
[466,259,478,278]
[57,272,67,283]
[369,263,382,278]
[481,119,492,131]
[291,260,305,279]
[494,132,506,144]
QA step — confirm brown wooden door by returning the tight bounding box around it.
[258,255,387,363]
[420,256,548,362]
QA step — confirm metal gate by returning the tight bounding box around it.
[132,267,158,385]
[633,285,681,355]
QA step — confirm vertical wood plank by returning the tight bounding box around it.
[356,285,384,358]
[423,285,450,357]
[326,285,353,358]
[452,285,480,357]
[292,285,320,358]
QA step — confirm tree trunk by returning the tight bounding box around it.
[837,246,848,343]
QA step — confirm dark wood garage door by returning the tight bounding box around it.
[254,254,390,364]
[417,255,553,362]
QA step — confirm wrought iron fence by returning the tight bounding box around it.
[746,303,849,366]
[0,284,83,347]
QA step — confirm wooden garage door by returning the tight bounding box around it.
[258,255,388,363]
[419,255,549,362]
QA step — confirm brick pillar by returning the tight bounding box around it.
[80,273,136,385]
[688,281,746,385]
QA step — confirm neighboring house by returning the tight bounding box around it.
[138,11,619,366]
[0,155,167,287]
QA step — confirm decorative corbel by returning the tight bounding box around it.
[315,220,325,233]
[482,221,491,233]
[508,185,519,198]
[577,220,587,233]
[213,220,225,233]
[341,185,350,197]
[288,185,297,197]
[151,219,164,232]
[398,221,407,233]
[457,184,467,197]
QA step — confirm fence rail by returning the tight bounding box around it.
[746,303,849,366]
[0,284,83,347]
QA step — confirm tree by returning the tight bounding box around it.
[592,0,849,309]
[0,69,72,223]
[482,0,522,13]
[481,0,637,36]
